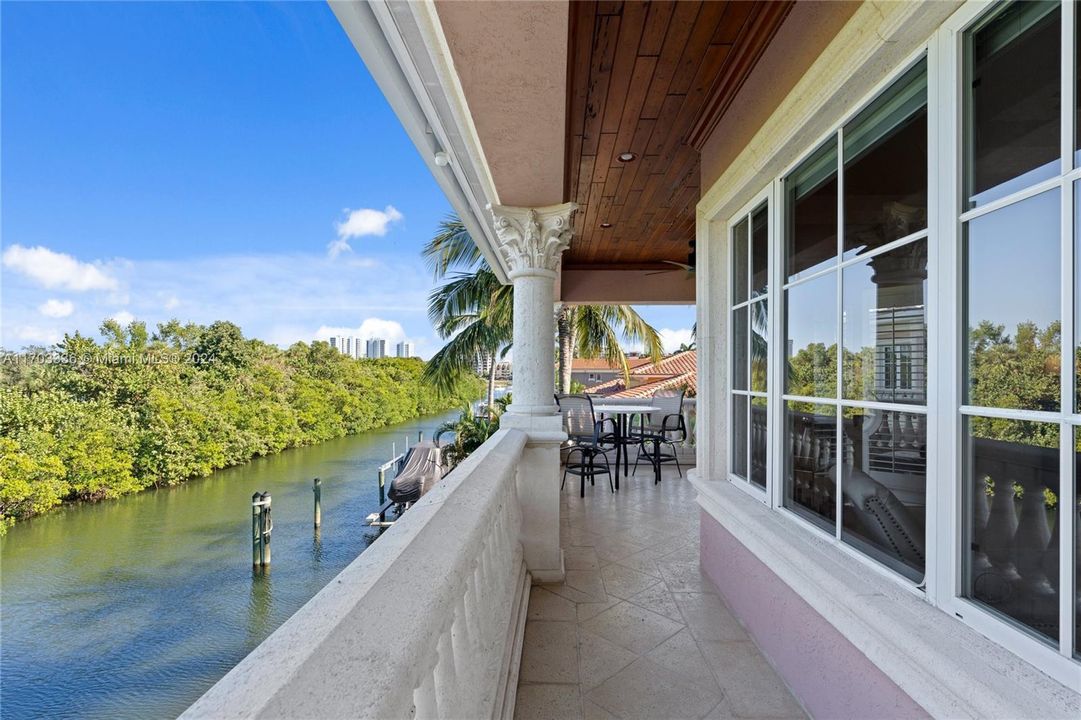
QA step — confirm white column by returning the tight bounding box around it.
[489,202,575,583]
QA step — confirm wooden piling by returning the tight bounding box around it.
[252,492,262,567]
[313,478,322,528]
[260,492,272,566]
[378,468,386,524]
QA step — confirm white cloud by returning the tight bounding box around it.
[2,244,118,291]
[658,327,695,354]
[38,299,74,318]
[164,295,180,310]
[110,310,135,326]
[329,205,403,258]
[12,325,61,345]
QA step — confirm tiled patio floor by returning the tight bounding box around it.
[515,465,806,720]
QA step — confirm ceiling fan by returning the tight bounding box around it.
[645,240,696,276]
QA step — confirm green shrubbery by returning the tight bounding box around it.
[0,319,482,532]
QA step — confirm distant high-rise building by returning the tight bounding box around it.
[329,336,339,351]
[474,351,493,376]
[366,338,386,359]
[343,337,353,357]
[396,341,414,358]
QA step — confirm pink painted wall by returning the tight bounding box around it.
[699,510,929,720]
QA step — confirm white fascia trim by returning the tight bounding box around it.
[329,0,509,282]
[690,474,1081,718]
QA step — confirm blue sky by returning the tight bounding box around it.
[1,1,694,357]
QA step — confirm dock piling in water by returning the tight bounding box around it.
[252,492,272,567]
[313,478,322,528]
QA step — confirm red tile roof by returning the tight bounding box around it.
[583,350,696,398]
[572,357,653,371]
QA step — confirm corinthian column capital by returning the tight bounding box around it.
[488,202,577,278]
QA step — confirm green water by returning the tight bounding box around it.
[0,411,459,720]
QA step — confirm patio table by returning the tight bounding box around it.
[592,403,660,488]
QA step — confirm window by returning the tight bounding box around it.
[960,0,1076,656]
[731,200,770,489]
[782,58,929,581]
[717,0,1081,679]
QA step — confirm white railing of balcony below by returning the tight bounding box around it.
[182,428,531,720]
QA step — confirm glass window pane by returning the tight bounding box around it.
[843,240,928,405]
[784,401,837,532]
[843,59,928,258]
[1076,182,1081,414]
[841,408,927,581]
[964,190,1060,411]
[751,397,768,488]
[965,1,1061,208]
[733,217,749,304]
[733,306,748,391]
[751,299,768,393]
[785,272,837,398]
[752,204,769,297]
[964,417,1059,643]
[1075,429,1080,659]
[786,142,838,283]
[732,395,748,480]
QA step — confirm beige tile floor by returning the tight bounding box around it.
[515,464,807,720]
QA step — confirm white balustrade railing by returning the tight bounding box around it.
[182,428,531,720]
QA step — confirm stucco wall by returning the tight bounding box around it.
[699,509,929,720]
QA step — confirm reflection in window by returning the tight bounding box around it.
[843,59,928,259]
[733,306,748,391]
[785,272,837,398]
[751,397,767,488]
[733,217,749,304]
[964,190,1060,411]
[786,142,838,283]
[784,402,836,531]
[965,418,1059,643]
[965,1,1060,208]
[841,409,926,581]
[843,240,928,405]
[750,300,768,392]
[733,395,748,481]
[752,205,769,297]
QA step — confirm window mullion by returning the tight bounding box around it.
[835,128,845,541]
[1059,0,1077,661]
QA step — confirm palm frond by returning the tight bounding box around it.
[422,215,484,279]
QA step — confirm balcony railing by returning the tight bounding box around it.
[182,428,531,720]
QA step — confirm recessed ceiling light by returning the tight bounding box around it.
[617,152,637,162]
[600,222,613,228]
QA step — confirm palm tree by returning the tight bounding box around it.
[556,306,663,394]
[423,215,664,408]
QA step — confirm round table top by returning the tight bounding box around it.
[592,404,658,415]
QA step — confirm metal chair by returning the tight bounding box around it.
[632,389,687,481]
[556,394,617,497]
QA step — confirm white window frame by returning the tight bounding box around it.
[715,0,1080,687]
[935,0,1078,679]
[726,185,774,501]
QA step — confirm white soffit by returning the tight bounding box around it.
[330,0,511,281]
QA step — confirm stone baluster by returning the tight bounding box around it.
[1012,465,1054,596]
[413,662,439,720]
[981,459,1021,580]
[433,623,459,715]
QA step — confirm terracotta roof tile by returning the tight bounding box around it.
[581,350,697,398]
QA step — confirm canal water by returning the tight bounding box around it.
[0,410,462,720]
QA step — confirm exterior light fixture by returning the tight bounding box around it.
[600,222,613,228]
[617,152,637,162]
[434,151,451,167]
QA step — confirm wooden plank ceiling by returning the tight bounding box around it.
[564,0,793,268]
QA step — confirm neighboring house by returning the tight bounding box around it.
[585,350,696,399]
[570,355,651,388]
